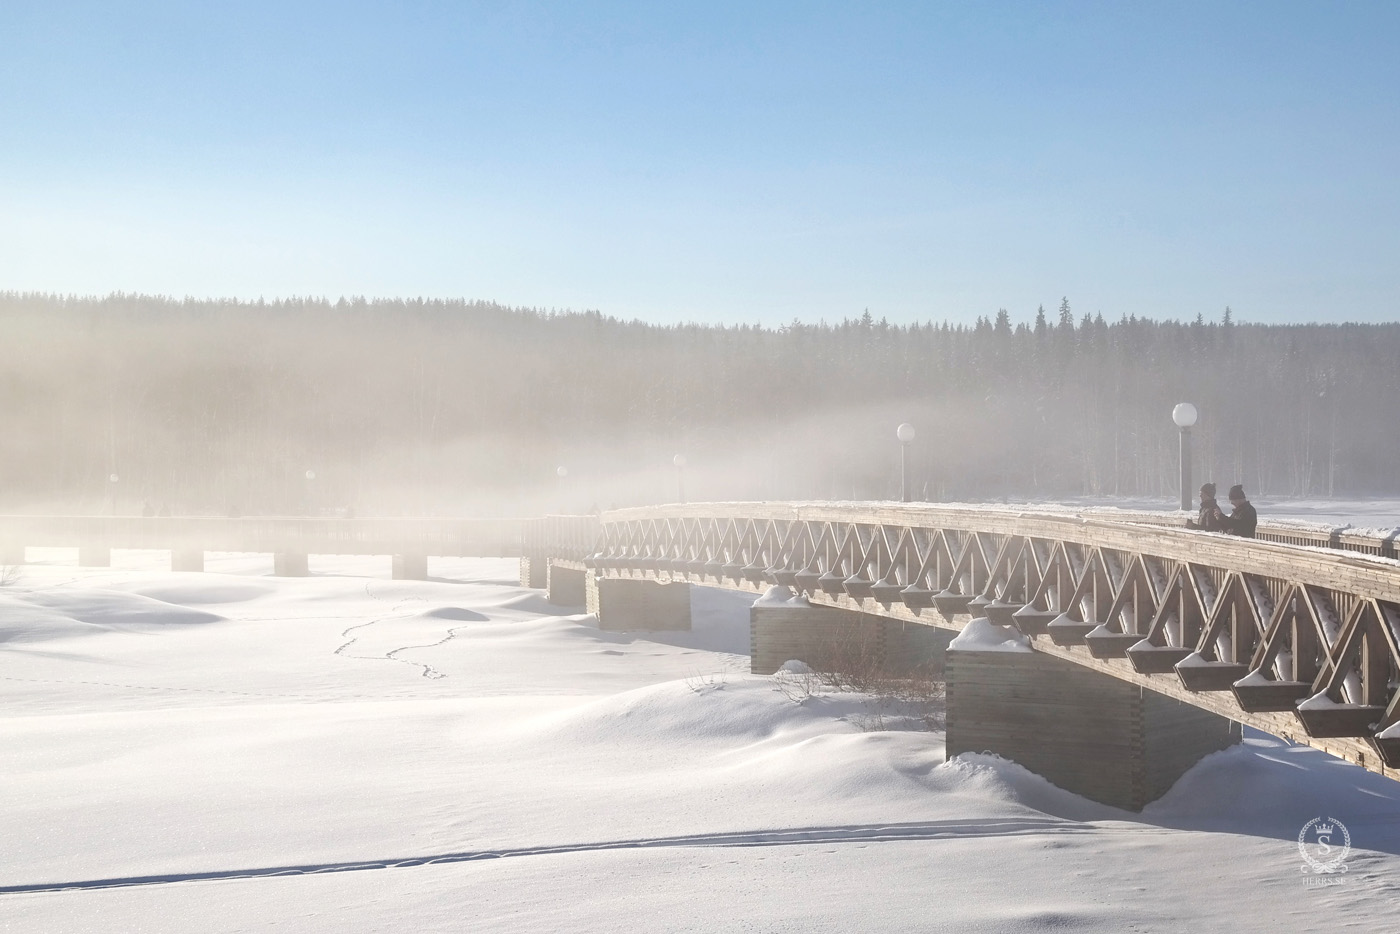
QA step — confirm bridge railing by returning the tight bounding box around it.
[587,501,1400,774]
[0,514,599,560]
[1081,507,1398,558]
[524,514,602,561]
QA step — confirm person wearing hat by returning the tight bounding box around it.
[1224,485,1257,537]
[1186,482,1226,531]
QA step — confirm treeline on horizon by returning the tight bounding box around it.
[0,291,1393,516]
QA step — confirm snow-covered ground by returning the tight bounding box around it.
[3,550,1400,931]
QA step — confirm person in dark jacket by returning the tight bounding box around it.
[1224,484,1257,537]
[1186,482,1226,531]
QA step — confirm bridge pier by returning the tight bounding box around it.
[273,552,309,577]
[547,560,587,606]
[945,646,1240,811]
[77,546,111,568]
[587,571,691,631]
[393,553,428,580]
[171,549,204,572]
[750,594,952,676]
[519,556,549,589]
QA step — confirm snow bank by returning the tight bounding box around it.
[114,578,275,606]
[0,588,223,643]
[528,677,850,747]
[21,589,225,628]
[936,752,1122,822]
[751,585,809,607]
[947,617,1032,653]
[0,594,114,643]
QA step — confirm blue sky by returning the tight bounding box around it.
[1,1,1396,324]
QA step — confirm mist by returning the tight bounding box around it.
[2,292,1395,518]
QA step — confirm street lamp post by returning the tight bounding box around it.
[304,469,316,517]
[896,423,915,502]
[556,465,568,511]
[1172,403,1197,511]
[108,473,119,516]
[672,454,687,504]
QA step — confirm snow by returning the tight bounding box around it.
[752,584,809,607]
[947,617,1032,653]
[1234,670,1275,687]
[1298,691,1343,710]
[3,554,1400,931]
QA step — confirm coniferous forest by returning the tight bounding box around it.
[1,292,1394,516]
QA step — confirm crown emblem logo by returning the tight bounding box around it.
[1298,817,1351,875]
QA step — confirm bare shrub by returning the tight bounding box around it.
[684,668,728,694]
[684,654,745,694]
[772,664,824,704]
[777,618,946,731]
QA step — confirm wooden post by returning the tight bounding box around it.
[393,553,428,580]
[171,549,205,572]
[273,552,309,577]
[945,647,1238,810]
[547,560,587,606]
[78,546,111,568]
[751,599,952,676]
[519,556,548,589]
[587,571,690,631]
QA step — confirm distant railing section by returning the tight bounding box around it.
[524,514,602,561]
[0,514,599,560]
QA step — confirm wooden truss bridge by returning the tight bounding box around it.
[580,502,1400,798]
